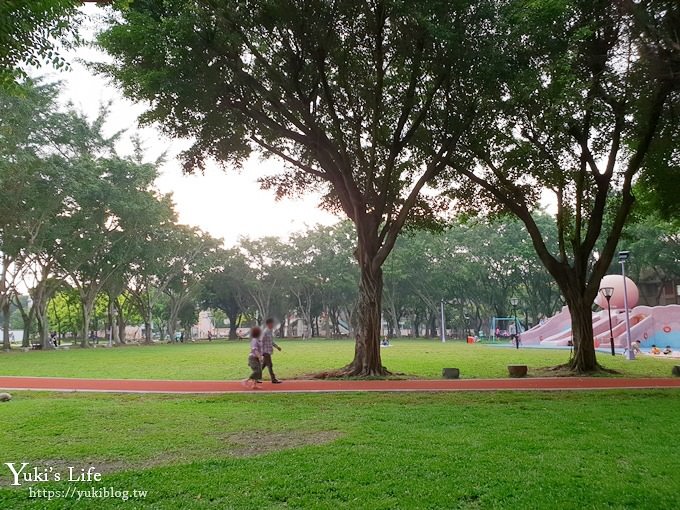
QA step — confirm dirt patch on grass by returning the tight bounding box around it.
[6,430,344,481]
[225,429,343,458]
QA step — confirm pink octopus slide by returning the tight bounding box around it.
[521,304,680,350]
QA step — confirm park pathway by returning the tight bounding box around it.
[1,376,679,394]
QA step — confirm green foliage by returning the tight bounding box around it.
[622,211,680,285]
[46,289,82,336]
[0,0,80,88]
[0,79,213,345]
[385,213,562,335]
[200,249,251,336]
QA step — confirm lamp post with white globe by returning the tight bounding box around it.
[599,287,615,356]
[510,297,520,349]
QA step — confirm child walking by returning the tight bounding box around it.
[242,326,263,389]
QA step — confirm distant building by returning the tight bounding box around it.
[637,272,680,306]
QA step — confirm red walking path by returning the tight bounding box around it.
[1,376,680,394]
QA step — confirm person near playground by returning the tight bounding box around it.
[631,339,642,355]
[650,344,661,355]
[663,345,672,355]
[261,318,282,384]
[243,326,263,389]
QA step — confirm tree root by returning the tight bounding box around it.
[543,362,621,376]
[310,364,392,379]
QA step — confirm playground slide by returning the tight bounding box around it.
[540,314,612,346]
[526,304,680,350]
[336,318,350,335]
[628,305,680,349]
[521,307,571,345]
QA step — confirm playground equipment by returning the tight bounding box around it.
[521,275,680,350]
[490,316,525,342]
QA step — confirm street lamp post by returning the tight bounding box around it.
[26,297,33,345]
[676,283,680,305]
[618,251,634,360]
[510,297,519,349]
[599,287,615,356]
[440,299,446,343]
[109,307,117,348]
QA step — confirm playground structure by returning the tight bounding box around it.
[521,275,680,350]
[490,317,526,342]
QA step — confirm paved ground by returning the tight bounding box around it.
[1,376,679,394]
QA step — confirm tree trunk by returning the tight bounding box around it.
[38,303,52,350]
[387,299,399,338]
[167,296,182,341]
[228,311,238,339]
[2,302,10,350]
[115,300,126,344]
[140,320,150,344]
[343,261,387,376]
[21,308,32,347]
[107,298,114,345]
[137,302,151,344]
[564,292,598,372]
[80,299,95,348]
[428,312,437,338]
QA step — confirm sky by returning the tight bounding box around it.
[34,5,338,248]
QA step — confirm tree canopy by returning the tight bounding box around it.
[0,0,80,88]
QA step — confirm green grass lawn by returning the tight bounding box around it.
[1,339,677,380]
[0,390,679,509]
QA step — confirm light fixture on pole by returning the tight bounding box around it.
[676,284,680,305]
[510,297,519,349]
[599,287,615,356]
[618,251,634,360]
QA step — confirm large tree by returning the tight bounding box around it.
[125,202,181,344]
[53,141,173,346]
[0,81,78,348]
[200,248,251,340]
[161,225,220,341]
[98,0,497,375]
[445,0,679,372]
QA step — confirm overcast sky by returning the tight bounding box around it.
[33,5,337,248]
